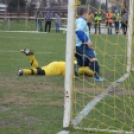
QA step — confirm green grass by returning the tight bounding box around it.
[0,26,134,134]
[0,19,67,31]
[0,32,66,134]
[0,20,35,31]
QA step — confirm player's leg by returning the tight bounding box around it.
[44,21,48,32]
[98,21,101,34]
[75,44,88,66]
[39,20,43,31]
[20,48,39,69]
[28,55,39,69]
[89,60,100,77]
[94,21,97,34]
[57,23,60,32]
[36,20,38,30]
[49,21,51,32]
[85,48,105,82]
[18,68,37,76]
[78,66,94,77]
[125,21,128,34]
[114,22,117,34]
[74,64,79,77]
[90,60,106,82]
[18,68,45,76]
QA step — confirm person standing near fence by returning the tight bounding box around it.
[87,10,94,33]
[121,10,128,35]
[55,13,61,33]
[35,9,43,32]
[113,9,121,34]
[94,9,102,34]
[105,10,114,34]
[44,11,53,32]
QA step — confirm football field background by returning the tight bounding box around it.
[0,31,134,134]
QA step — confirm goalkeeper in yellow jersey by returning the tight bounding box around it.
[18,48,94,77]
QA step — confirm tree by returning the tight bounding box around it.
[7,0,26,8]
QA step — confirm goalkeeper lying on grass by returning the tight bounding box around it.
[18,48,94,77]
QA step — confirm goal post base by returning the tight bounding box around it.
[73,127,134,134]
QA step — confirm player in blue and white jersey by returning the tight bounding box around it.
[75,7,105,82]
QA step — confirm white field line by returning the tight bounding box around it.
[0,50,53,54]
[0,36,44,40]
[0,36,65,40]
[0,30,47,34]
[71,68,134,127]
[74,127,134,134]
[108,54,124,57]
[57,130,70,134]
[0,49,123,57]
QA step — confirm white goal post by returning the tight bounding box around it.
[63,0,75,128]
[126,0,134,72]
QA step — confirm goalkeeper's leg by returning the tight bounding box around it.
[18,48,45,76]
[18,68,45,76]
[20,48,39,69]
[29,55,39,69]
[78,66,94,77]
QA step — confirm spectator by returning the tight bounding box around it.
[35,9,43,32]
[44,11,53,32]
[75,7,105,82]
[121,10,128,35]
[55,13,61,33]
[113,9,121,34]
[87,10,94,33]
[105,9,114,34]
[94,9,102,34]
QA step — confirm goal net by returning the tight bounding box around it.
[64,0,134,133]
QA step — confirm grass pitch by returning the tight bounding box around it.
[0,30,134,134]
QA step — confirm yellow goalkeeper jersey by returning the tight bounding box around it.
[41,61,65,76]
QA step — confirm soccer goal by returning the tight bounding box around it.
[63,0,134,133]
